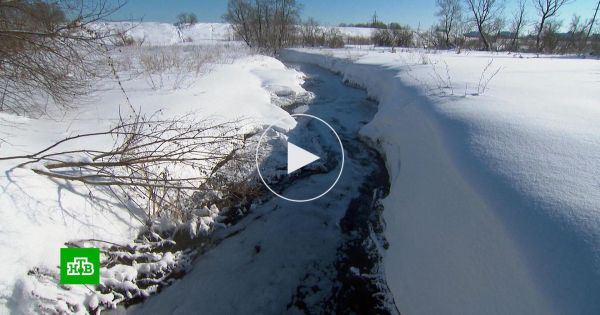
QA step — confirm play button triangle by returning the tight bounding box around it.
[287,142,320,174]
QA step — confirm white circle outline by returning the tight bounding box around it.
[255,113,345,203]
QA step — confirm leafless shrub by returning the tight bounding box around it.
[509,0,527,51]
[299,19,347,48]
[346,35,373,46]
[138,47,194,89]
[417,26,445,49]
[371,25,414,48]
[436,0,463,48]
[111,29,141,46]
[476,59,501,94]
[175,12,198,27]
[566,15,588,52]
[0,0,125,116]
[540,19,562,53]
[224,0,300,54]
[533,0,572,52]
[300,17,321,47]
[0,111,256,222]
[585,1,599,48]
[429,60,454,94]
[464,0,503,51]
[129,44,242,90]
[325,28,345,48]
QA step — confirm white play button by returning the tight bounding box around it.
[255,113,345,202]
[287,142,320,174]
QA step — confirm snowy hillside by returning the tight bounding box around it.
[94,22,373,46]
[92,22,237,45]
[334,26,374,38]
[281,48,600,315]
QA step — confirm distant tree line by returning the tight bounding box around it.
[224,0,600,54]
[339,12,389,29]
[433,0,600,53]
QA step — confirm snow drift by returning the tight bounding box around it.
[0,50,307,313]
[281,48,600,315]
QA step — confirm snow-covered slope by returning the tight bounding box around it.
[0,52,306,313]
[281,48,600,315]
[96,22,183,46]
[334,26,374,38]
[180,23,237,42]
[94,22,373,46]
[93,22,236,45]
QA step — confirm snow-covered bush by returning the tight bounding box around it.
[22,229,197,313]
[17,199,250,314]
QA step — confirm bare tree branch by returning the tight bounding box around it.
[224,0,300,54]
[0,0,126,116]
[436,0,463,48]
[465,0,503,51]
[509,0,527,51]
[586,0,600,44]
[533,0,571,52]
[0,110,256,219]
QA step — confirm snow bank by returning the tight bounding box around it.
[281,48,600,314]
[0,50,306,313]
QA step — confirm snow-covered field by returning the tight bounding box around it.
[3,19,600,315]
[281,48,600,314]
[0,42,308,313]
[93,22,238,45]
[94,22,374,46]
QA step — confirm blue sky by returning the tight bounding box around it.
[112,0,598,30]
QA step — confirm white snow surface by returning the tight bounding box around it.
[95,22,374,46]
[94,22,238,45]
[281,48,600,315]
[333,26,374,38]
[0,52,306,314]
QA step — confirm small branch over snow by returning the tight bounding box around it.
[476,59,502,95]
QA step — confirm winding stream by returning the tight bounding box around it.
[128,63,397,314]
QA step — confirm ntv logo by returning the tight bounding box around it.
[60,248,100,285]
[66,257,95,276]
